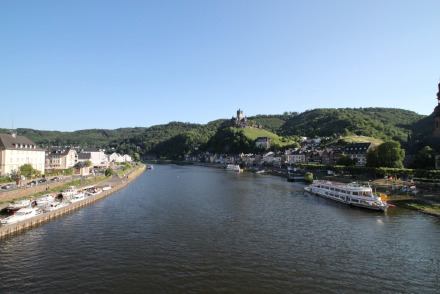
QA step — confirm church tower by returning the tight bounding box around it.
[434,82,440,137]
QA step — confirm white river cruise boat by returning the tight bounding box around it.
[304,180,388,211]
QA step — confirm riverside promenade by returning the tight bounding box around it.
[0,165,146,239]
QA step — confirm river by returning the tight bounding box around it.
[0,164,439,293]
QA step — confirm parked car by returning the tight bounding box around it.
[38,178,47,183]
[1,183,16,189]
[26,181,37,187]
[50,177,60,182]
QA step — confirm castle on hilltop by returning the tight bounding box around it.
[223,109,263,129]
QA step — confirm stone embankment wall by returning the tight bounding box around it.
[0,181,67,204]
[0,165,146,239]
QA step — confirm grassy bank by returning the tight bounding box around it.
[394,200,440,217]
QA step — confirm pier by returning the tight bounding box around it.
[0,165,146,239]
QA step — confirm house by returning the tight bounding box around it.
[76,148,108,167]
[344,143,374,166]
[286,149,306,164]
[45,147,78,172]
[108,152,125,163]
[240,153,255,166]
[255,137,271,149]
[321,148,343,165]
[0,132,45,176]
[74,161,90,176]
[305,149,324,164]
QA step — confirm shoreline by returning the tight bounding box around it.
[0,165,146,239]
[191,161,440,218]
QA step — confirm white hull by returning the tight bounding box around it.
[43,201,69,212]
[69,193,86,203]
[226,164,242,172]
[0,207,41,225]
[304,181,388,212]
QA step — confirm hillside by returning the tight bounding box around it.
[1,107,430,159]
[278,108,425,141]
[204,127,297,154]
[328,136,384,146]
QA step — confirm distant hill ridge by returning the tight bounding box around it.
[0,108,429,159]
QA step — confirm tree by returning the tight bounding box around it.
[132,152,140,162]
[19,163,41,179]
[411,146,436,169]
[366,141,405,168]
[304,172,314,184]
[65,168,74,176]
[336,155,356,166]
[105,167,114,177]
[84,160,93,167]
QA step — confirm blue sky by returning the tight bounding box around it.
[1,0,440,131]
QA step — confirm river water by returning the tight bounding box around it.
[0,164,439,293]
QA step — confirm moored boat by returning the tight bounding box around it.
[287,173,306,182]
[0,207,42,225]
[43,201,69,212]
[304,180,388,211]
[62,186,78,199]
[1,199,35,214]
[84,186,102,197]
[35,193,56,206]
[69,192,86,203]
[226,164,242,172]
[102,185,111,191]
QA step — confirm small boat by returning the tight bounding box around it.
[69,193,86,203]
[62,186,78,198]
[102,185,111,191]
[0,207,42,225]
[35,193,56,206]
[226,164,242,172]
[84,187,102,197]
[304,180,388,211]
[147,165,154,170]
[6,199,31,209]
[43,201,69,212]
[1,199,35,214]
[287,173,306,182]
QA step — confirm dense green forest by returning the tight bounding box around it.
[1,108,431,159]
[278,108,424,141]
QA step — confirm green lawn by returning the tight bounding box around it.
[241,128,295,146]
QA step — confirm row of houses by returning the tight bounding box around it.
[186,142,375,167]
[0,132,132,177]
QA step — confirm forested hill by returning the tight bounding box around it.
[278,108,426,141]
[0,108,430,158]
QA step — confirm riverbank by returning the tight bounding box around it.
[0,164,146,239]
[191,161,440,218]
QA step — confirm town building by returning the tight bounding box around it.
[74,161,90,176]
[286,149,306,164]
[255,137,271,149]
[0,132,45,176]
[76,148,108,167]
[344,143,374,166]
[321,148,343,165]
[45,147,78,172]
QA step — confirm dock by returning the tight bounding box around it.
[0,165,146,239]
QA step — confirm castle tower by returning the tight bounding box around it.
[434,82,440,137]
[237,109,243,121]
